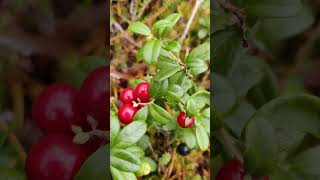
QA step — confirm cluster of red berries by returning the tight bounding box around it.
[26,66,109,180]
[118,82,195,129]
[216,159,269,180]
[118,82,150,124]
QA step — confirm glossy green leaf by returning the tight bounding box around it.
[224,101,255,137]
[186,91,210,116]
[185,58,209,76]
[244,117,278,176]
[152,19,173,37]
[111,149,141,172]
[133,106,148,122]
[149,104,173,124]
[110,113,120,147]
[76,145,109,180]
[150,79,169,99]
[128,22,152,36]
[165,84,184,102]
[212,74,237,116]
[136,47,144,62]
[143,39,161,65]
[289,146,320,177]
[114,121,147,149]
[110,166,136,180]
[163,40,181,54]
[187,41,210,62]
[168,71,186,85]
[183,128,196,148]
[126,146,145,158]
[228,56,264,97]
[154,56,181,81]
[196,125,209,150]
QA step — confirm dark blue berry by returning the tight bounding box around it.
[177,143,190,156]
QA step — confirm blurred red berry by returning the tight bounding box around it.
[26,134,88,180]
[32,83,80,134]
[216,159,246,180]
[78,66,109,130]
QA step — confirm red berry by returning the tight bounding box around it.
[216,159,245,180]
[177,112,194,128]
[78,66,109,130]
[26,134,88,180]
[120,87,136,104]
[134,82,150,103]
[118,104,137,124]
[32,83,80,134]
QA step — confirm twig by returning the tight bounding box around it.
[149,143,159,160]
[179,0,203,44]
[216,0,248,47]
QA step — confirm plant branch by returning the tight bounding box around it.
[179,0,203,44]
[216,0,248,47]
[113,21,141,47]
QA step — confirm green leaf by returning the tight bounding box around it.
[165,84,184,102]
[111,149,141,172]
[236,0,301,18]
[183,128,196,148]
[196,125,209,150]
[244,117,278,176]
[228,55,264,97]
[133,106,148,122]
[289,146,320,177]
[128,22,152,36]
[255,6,314,44]
[126,146,145,158]
[212,27,243,75]
[168,71,186,85]
[224,101,255,137]
[149,104,173,124]
[198,28,208,39]
[249,95,320,156]
[111,166,137,180]
[152,13,181,38]
[163,40,181,54]
[212,74,237,116]
[165,13,181,25]
[185,58,209,76]
[142,157,157,172]
[152,19,173,38]
[186,91,210,116]
[114,121,147,149]
[154,56,181,81]
[143,39,161,65]
[187,41,210,62]
[136,135,150,151]
[0,168,25,180]
[110,113,120,147]
[136,47,144,62]
[76,145,109,180]
[150,79,169,99]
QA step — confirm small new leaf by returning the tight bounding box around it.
[128,22,152,36]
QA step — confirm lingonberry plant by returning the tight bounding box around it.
[110,12,210,179]
[213,0,320,179]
